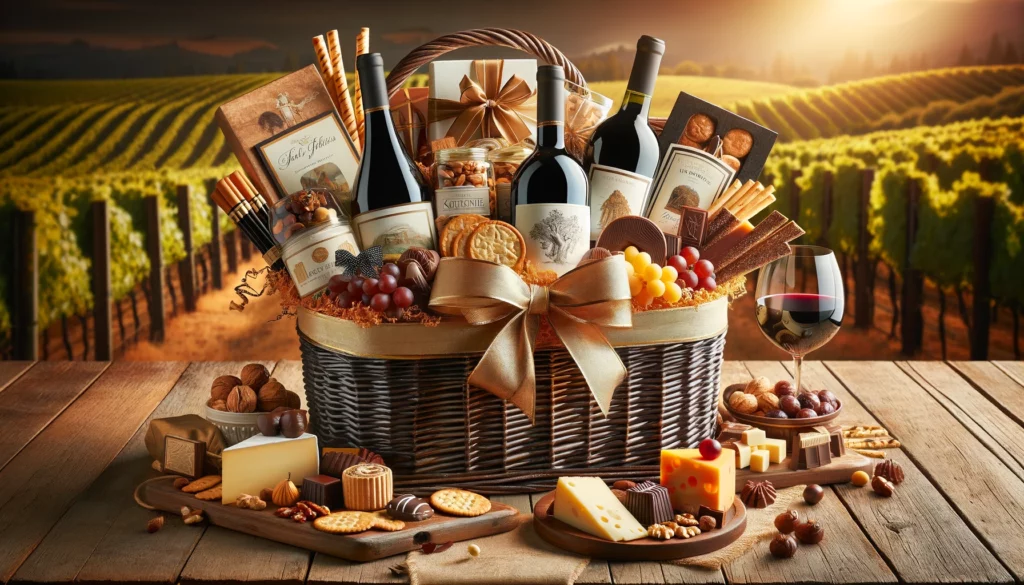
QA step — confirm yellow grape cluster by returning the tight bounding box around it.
[623,246,683,307]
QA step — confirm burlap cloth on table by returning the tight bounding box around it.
[405,486,804,584]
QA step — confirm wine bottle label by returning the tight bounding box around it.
[515,203,590,276]
[434,187,492,218]
[495,183,513,223]
[646,145,735,236]
[281,223,360,298]
[587,164,653,240]
[351,201,438,257]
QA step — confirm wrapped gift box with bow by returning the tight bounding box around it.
[427,59,538,146]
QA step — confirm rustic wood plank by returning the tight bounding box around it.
[0,361,186,584]
[11,362,255,585]
[901,362,1024,481]
[992,361,1024,389]
[0,361,109,472]
[950,361,1024,427]
[0,362,34,394]
[751,361,1013,584]
[179,527,312,585]
[827,361,1024,581]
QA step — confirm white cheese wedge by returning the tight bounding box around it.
[221,433,319,504]
[553,476,648,542]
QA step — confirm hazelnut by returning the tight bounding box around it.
[610,488,628,504]
[211,375,242,401]
[871,475,895,497]
[794,519,825,545]
[284,390,302,409]
[699,515,717,532]
[774,510,799,534]
[226,385,257,413]
[240,364,270,391]
[257,379,289,411]
[769,533,798,558]
[147,516,165,534]
[209,399,228,412]
[612,480,637,491]
[803,484,824,505]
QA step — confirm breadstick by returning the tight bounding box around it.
[326,30,359,153]
[707,179,746,218]
[853,448,887,459]
[735,186,776,223]
[727,182,763,216]
[353,27,370,150]
[709,180,755,220]
[843,426,889,438]
[312,35,337,104]
[846,438,901,450]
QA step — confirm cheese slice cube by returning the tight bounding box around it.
[741,428,767,447]
[553,477,647,541]
[762,438,787,464]
[222,433,319,504]
[750,449,771,473]
[660,449,736,513]
[724,442,752,469]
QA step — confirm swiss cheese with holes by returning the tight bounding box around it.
[553,477,648,541]
[660,449,736,513]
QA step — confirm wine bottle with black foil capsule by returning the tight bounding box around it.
[510,65,590,276]
[350,52,437,256]
[582,35,665,242]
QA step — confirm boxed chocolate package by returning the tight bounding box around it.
[657,92,777,184]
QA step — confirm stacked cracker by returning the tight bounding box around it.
[701,179,803,283]
[312,29,368,154]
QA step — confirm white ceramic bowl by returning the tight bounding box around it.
[205,404,262,446]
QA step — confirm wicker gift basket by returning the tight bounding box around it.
[297,29,725,494]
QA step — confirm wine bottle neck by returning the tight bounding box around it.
[622,36,662,121]
[537,123,564,149]
[619,89,652,119]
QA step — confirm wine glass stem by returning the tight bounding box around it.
[793,355,804,391]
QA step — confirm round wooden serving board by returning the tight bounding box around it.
[533,494,747,561]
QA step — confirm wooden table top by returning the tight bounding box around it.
[1,360,1023,585]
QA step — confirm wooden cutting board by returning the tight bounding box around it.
[139,478,522,562]
[735,452,875,490]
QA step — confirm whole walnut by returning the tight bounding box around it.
[227,385,258,413]
[757,392,781,413]
[240,364,270,391]
[211,375,242,402]
[728,391,758,414]
[257,379,289,412]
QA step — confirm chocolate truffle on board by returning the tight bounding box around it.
[300,474,344,509]
[387,494,434,521]
[625,481,673,527]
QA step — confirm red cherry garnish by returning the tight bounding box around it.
[699,438,722,460]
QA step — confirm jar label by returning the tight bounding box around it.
[434,186,491,218]
[351,201,438,257]
[515,203,590,276]
[282,225,360,298]
[587,164,653,240]
[495,183,513,223]
[646,145,735,235]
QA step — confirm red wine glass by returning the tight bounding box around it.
[754,245,844,391]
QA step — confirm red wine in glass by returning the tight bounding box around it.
[754,246,844,391]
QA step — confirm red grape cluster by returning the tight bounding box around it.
[667,246,716,293]
[327,262,415,319]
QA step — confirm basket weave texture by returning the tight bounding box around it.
[300,330,725,493]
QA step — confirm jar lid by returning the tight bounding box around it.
[436,147,487,163]
[487,143,533,163]
[280,217,354,252]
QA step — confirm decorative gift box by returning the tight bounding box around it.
[390,87,430,162]
[428,58,538,147]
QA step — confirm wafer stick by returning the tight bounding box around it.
[353,27,370,150]
[853,449,887,459]
[312,35,337,104]
[727,181,763,216]
[704,210,787,268]
[703,209,740,250]
[714,240,791,283]
[708,179,749,218]
[326,30,359,154]
[717,218,804,276]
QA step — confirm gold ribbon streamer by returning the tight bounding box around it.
[428,255,632,423]
[428,59,537,146]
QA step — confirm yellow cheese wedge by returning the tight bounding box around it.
[741,428,767,447]
[553,477,648,542]
[750,449,771,473]
[660,449,736,513]
[762,438,787,463]
[221,433,319,504]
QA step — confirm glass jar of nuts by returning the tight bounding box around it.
[434,147,494,219]
[487,144,533,223]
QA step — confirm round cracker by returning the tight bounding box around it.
[313,511,375,534]
[182,475,221,493]
[722,128,753,158]
[371,511,407,531]
[684,114,715,143]
[440,214,488,257]
[430,488,491,517]
[467,221,526,271]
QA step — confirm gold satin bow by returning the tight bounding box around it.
[429,59,537,146]
[428,255,633,423]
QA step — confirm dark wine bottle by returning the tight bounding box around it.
[582,35,665,242]
[350,53,437,254]
[510,65,590,275]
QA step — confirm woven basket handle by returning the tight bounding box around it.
[385,28,586,97]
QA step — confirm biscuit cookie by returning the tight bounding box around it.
[371,511,407,531]
[313,511,375,534]
[194,486,222,501]
[181,475,221,493]
[680,136,704,149]
[722,128,753,158]
[452,229,471,258]
[721,154,741,172]
[684,114,715,143]
[430,488,491,517]
[468,221,526,271]
[440,214,488,256]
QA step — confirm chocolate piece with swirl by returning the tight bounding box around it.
[625,481,673,527]
[387,494,435,521]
